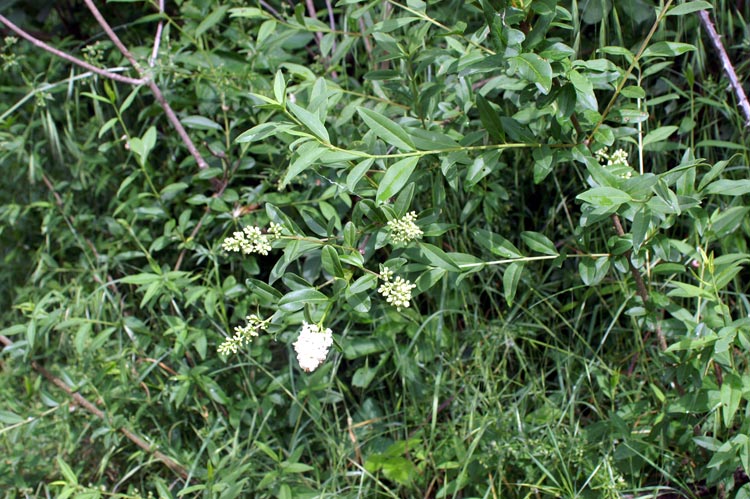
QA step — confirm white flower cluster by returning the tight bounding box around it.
[268,221,283,239]
[596,147,633,179]
[218,314,268,356]
[387,211,423,244]
[293,322,333,372]
[377,267,416,311]
[222,226,272,255]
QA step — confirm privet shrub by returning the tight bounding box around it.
[2,0,750,497]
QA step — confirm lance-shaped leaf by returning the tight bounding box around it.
[376,156,419,204]
[279,288,329,312]
[357,107,415,151]
[288,102,330,143]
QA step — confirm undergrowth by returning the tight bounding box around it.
[2,1,750,498]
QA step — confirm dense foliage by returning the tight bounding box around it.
[3,0,750,497]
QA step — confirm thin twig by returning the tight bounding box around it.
[324,0,337,53]
[149,0,165,67]
[259,0,283,20]
[82,0,142,71]
[32,360,190,480]
[304,0,324,44]
[698,9,750,128]
[0,14,146,86]
[359,17,373,59]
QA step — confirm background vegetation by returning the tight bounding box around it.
[2,0,750,497]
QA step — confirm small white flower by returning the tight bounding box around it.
[597,147,633,179]
[268,221,283,239]
[222,225,272,255]
[218,314,268,357]
[387,211,423,244]
[378,271,416,311]
[293,322,333,372]
[607,148,629,167]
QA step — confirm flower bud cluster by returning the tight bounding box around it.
[377,267,416,311]
[222,226,273,255]
[387,211,423,244]
[218,314,268,356]
[293,322,333,372]
[596,147,633,179]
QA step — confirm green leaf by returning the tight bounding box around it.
[321,246,345,278]
[182,115,222,131]
[347,158,374,192]
[57,457,78,485]
[721,374,743,427]
[476,94,505,142]
[236,122,295,143]
[576,187,632,206]
[376,156,419,204]
[632,206,651,251]
[195,5,229,37]
[419,243,461,272]
[348,274,377,295]
[667,282,715,300]
[510,53,553,94]
[473,229,523,258]
[521,231,558,256]
[288,102,330,143]
[357,107,415,151]
[710,207,750,238]
[280,462,315,473]
[257,19,276,46]
[579,258,610,286]
[282,142,326,187]
[704,179,750,196]
[0,410,24,424]
[642,126,679,146]
[642,42,696,58]
[666,2,712,17]
[229,7,267,19]
[246,278,283,302]
[278,288,329,312]
[274,70,286,104]
[160,182,189,201]
[120,272,161,285]
[503,262,524,305]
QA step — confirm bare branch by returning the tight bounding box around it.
[0,14,146,86]
[699,9,750,128]
[149,0,166,67]
[82,0,211,171]
[305,0,324,45]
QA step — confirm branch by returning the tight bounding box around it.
[149,0,166,67]
[82,0,211,172]
[698,9,750,128]
[0,335,188,480]
[0,14,146,86]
